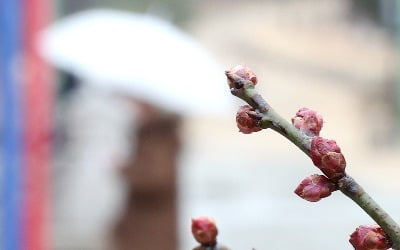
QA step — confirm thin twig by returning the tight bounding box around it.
[228,73,400,249]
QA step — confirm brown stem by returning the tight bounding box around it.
[339,176,400,248]
[228,76,400,249]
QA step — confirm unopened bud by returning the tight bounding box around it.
[320,151,346,181]
[294,174,337,202]
[236,105,262,134]
[191,217,218,245]
[349,225,391,250]
[291,107,323,136]
[310,137,346,181]
[225,64,257,89]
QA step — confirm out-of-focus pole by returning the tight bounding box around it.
[22,0,54,249]
[0,0,23,249]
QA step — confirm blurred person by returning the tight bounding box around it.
[39,9,229,250]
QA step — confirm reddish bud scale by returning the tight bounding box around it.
[310,137,341,165]
[294,174,336,202]
[310,137,346,181]
[349,225,391,250]
[191,217,218,245]
[320,152,346,181]
[291,107,323,136]
[236,105,262,134]
[226,64,257,88]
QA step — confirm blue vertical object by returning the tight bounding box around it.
[0,0,24,249]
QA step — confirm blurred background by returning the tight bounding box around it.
[1,0,400,249]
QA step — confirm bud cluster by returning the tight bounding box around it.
[290,108,346,182]
[294,174,337,202]
[349,225,391,250]
[310,136,346,182]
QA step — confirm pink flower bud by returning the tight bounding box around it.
[310,137,346,181]
[191,217,218,245]
[291,107,323,136]
[236,105,262,134]
[320,151,346,181]
[226,64,257,89]
[349,225,391,250]
[294,174,337,202]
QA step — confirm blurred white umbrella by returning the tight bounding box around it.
[39,9,232,116]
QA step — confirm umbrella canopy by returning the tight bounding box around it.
[39,9,232,115]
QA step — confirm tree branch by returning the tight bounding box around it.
[226,67,400,249]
